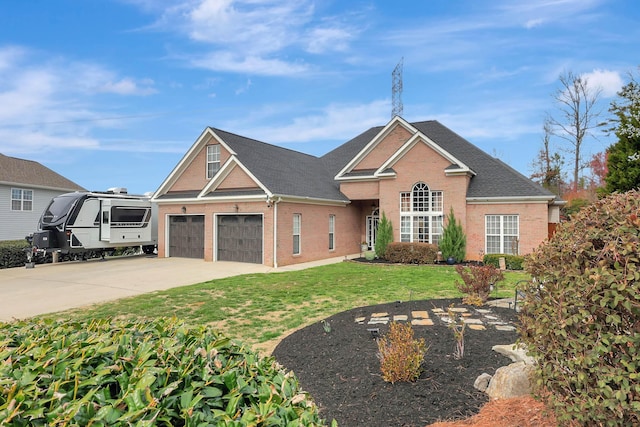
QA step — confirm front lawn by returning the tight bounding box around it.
[46,261,528,353]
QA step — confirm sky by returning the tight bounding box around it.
[1,0,639,195]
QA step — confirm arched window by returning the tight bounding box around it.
[399,182,443,244]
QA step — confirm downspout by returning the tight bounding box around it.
[272,197,281,268]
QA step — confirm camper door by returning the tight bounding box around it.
[100,199,111,241]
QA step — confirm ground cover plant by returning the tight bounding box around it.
[0,317,327,426]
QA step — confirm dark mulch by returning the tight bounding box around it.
[273,298,520,427]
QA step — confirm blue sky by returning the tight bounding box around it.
[1,0,638,194]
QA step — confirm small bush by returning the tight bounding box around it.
[439,208,466,262]
[0,240,30,269]
[483,253,524,270]
[519,190,640,426]
[377,322,427,383]
[0,318,330,426]
[385,242,439,264]
[374,212,393,259]
[455,264,504,305]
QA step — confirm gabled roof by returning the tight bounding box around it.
[322,119,555,200]
[0,153,85,191]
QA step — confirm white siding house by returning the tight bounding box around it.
[0,154,85,241]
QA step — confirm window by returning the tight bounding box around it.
[486,215,519,255]
[206,145,220,179]
[329,215,335,250]
[11,188,33,211]
[293,214,301,255]
[399,183,443,244]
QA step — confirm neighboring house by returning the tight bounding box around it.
[0,154,86,241]
[153,116,562,267]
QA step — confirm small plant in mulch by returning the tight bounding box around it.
[447,304,466,359]
[455,264,504,305]
[376,322,427,383]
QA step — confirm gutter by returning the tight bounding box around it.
[271,197,281,268]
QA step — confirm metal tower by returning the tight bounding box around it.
[391,57,403,118]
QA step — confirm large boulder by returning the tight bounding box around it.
[486,361,534,400]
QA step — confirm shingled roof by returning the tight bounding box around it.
[0,154,85,191]
[321,120,555,200]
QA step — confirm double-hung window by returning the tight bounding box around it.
[206,145,220,179]
[11,188,33,211]
[399,182,443,245]
[293,214,301,255]
[485,215,519,255]
[328,215,335,250]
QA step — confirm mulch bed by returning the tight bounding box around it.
[273,298,520,427]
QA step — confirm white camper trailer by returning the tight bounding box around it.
[29,188,157,260]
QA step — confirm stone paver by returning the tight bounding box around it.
[372,312,388,318]
[462,318,483,324]
[411,310,429,319]
[468,324,486,331]
[411,319,434,326]
[393,315,408,321]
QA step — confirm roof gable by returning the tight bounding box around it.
[0,154,85,191]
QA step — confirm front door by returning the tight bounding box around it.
[366,208,379,250]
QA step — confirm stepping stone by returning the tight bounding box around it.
[463,318,483,324]
[496,325,517,331]
[461,313,472,317]
[450,307,468,313]
[468,324,486,331]
[438,316,453,324]
[411,319,434,326]
[431,308,445,314]
[354,317,366,324]
[369,317,389,325]
[372,312,388,318]
[476,309,492,314]
[484,315,498,320]
[411,310,429,319]
[393,315,408,322]
[488,321,506,325]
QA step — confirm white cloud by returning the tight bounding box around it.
[581,69,623,97]
[305,26,353,54]
[191,52,308,76]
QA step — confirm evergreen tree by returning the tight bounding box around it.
[374,212,393,259]
[439,208,466,262]
[605,74,640,193]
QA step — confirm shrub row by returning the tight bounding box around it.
[0,241,30,269]
[384,242,439,264]
[0,317,331,426]
[482,253,524,270]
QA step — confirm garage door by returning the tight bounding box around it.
[217,215,263,264]
[169,215,205,258]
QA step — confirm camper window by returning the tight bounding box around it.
[111,207,149,227]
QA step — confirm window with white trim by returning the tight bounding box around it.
[328,215,335,250]
[399,182,443,245]
[11,188,33,211]
[485,215,519,255]
[206,145,220,179]
[293,214,301,255]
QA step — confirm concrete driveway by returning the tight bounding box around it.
[0,255,348,322]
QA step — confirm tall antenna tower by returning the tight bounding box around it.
[391,57,404,118]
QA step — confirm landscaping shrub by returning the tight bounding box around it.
[519,190,640,426]
[0,240,30,269]
[377,322,427,383]
[455,264,504,305]
[483,253,524,270]
[439,208,466,262]
[0,317,331,426]
[384,242,439,264]
[374,211,393,259]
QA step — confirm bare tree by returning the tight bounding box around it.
[530,117,564,195]
[548,71,603,191]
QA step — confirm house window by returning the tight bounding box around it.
[486,215,519,255]
[206,145,220,179]
[293,213,301,255]
[329,215,335,250]
[399,183,443,245]
[11,188,33,211]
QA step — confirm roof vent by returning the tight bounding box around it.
[107,187,128,194]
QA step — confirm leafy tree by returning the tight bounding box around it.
[605,71,640,193]
[548,71,603,192]
[374,211,393,258]
[439,208,466,262]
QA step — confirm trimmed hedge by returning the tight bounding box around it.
[519,190,640,426]
[0,318,332,426]
[482,253,524,270]
[0,240,30,269]
[384,242,439,264]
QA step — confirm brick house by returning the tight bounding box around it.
[0,153,86,241]
[153,116,561,267]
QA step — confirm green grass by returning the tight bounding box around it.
[46,262,528,353]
